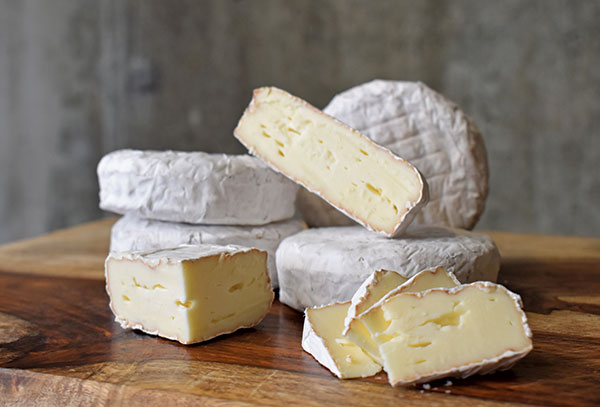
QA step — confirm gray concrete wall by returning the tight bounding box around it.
[1,0,598,244]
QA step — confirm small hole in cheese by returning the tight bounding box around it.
[122,295,130,302]
[360,149,369,156]
[366,183,382,196]
[176,300,192,309]
[275,140,284,147]
[408,341,432,348]
[262,131,271,138]
[278,149,285,157]
[228,282,244,292]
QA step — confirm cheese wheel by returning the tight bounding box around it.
[276,226,500,311]
[98,149,298,225]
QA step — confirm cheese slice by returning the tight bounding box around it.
[98,149,298,225]
[109,214,306,288]
[358,282,533,386]
[276,225,500,311]
[345,267,460,364]
[297,80,488,230]
[234,87,428,237]
[302,301,382,379]
[343,270,408,333]
[105,244,274,344]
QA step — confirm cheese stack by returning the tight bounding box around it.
[98,149,304,288]
[232,84,500,309]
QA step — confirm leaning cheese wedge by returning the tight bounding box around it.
[234,87,428,237]
[302,301,382,379]
[105,244,274,344]
[358,282,533,386]
[345,267,459,364]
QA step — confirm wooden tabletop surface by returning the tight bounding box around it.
[0,218,599,406]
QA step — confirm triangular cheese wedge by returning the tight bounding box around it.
[302,301,381,379]
[358,282,533,385]
[234,87,428,237]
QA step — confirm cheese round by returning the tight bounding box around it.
[276,226,500,311]
[297,80,488,230]
[98,149,299,225]
[110,214,306,288]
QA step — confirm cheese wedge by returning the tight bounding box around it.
[105,245,274,344]
[345,267,460,364]
[302,301,382,379]
[358,282,533,385]
[234,87,428,237]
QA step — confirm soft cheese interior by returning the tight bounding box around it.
[359,282,533,385]
[303,301,382,379]
[234,87,428,237]
[106,245,274,344]
[345,267,459,364]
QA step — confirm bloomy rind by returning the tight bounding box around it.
[233,87,429,238]
[276,226,501,311]
[104,245,274,345]
[378,281,533,386]
[98,149,298,226]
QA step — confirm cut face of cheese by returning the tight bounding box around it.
[98,150,298,225]
[345,267,460,364]
[343,270,408,335]
[302,301,381,379]
[110,214,306,288]
[105,245,274,344]
[297,80,488,231]
[359,282,533,386]
[276,225,501,311]
[234,87,428,237]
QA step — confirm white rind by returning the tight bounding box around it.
[276,226,501,311]
[383,281,532,386]
[297,80,488,230]
[109,214,306,288]
[98,149,298,225]
[106,243,254,266]
[301,306,344,378]
[233,87,429,238]
[104,244,273,345]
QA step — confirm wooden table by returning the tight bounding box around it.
[0,218,599,406]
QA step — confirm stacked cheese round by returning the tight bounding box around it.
[98,149,302,288]
[98,150,299,225]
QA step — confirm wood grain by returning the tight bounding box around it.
[0,220,599,406]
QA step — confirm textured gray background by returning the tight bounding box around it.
[1,0,598,244]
